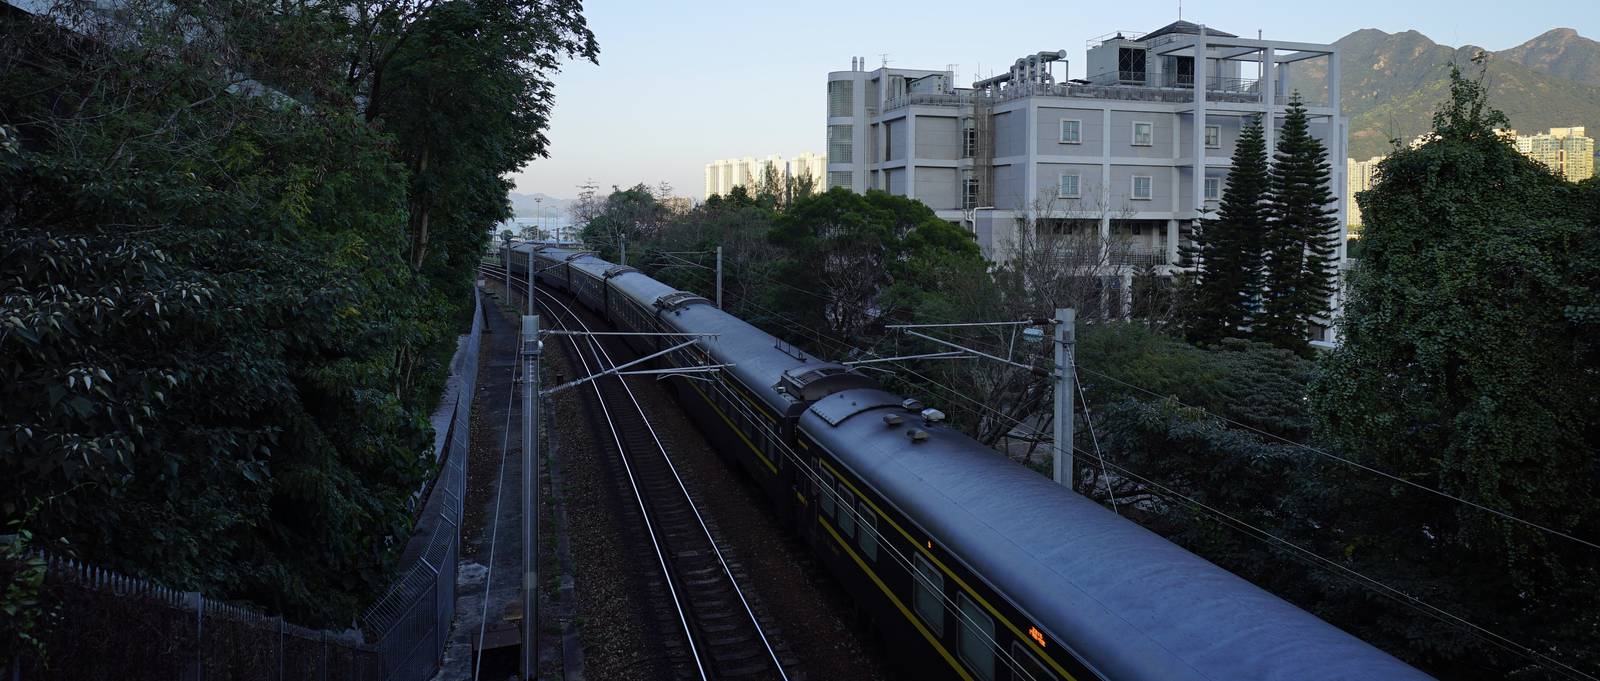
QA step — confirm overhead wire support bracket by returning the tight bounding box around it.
[540,337,728,397]
[900,329,1045,375]
[885,318,1050,329]
[842,350,972,366]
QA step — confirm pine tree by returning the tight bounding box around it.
[1259,94,1340,354]
[1187,116,1269,345]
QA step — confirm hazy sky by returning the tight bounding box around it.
[510,0,1599,199]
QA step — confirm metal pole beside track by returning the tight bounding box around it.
[527,251,535,315]
[1054,308,1075,490]
[715,246,723,310]
[520,315,540,679]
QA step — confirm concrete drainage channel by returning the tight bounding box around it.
[433,286,585,681]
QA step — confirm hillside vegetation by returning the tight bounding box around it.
[0,0,596,639]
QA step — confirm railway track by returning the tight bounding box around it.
[480,263,793,681]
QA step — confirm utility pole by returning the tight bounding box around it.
[520,315,540,679]
[527,250,535,315]
[619,235,627,266]
[503,241,511,293]
[715,246,723,309]
[1053,308,1075,490]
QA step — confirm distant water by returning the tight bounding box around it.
[496,216,577,240]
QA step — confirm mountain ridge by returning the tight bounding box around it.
[1307,27,1600,159]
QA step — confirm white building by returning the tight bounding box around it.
[705,152,827,199]
[826,21,1347,335]
[1346,156,1383,234]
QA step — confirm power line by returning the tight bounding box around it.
[1073,366,1119,515]
[720,283,1596,681]
[1075,365,1600,552]
[724,267,1598,553]
[1072,446,1598,681]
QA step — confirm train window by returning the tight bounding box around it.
[836,484,855,538]
[1008,642,1058,681]
[913,554,945,637]
[819,471,835,517]
[857,500,877,561]
[957,593,996,681]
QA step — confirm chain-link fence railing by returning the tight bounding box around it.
[7,287,485,681]
[11,554,381,680]
[359,286,483,681]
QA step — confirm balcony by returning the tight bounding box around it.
[882,90,975,113]
[1053,246,1172,268]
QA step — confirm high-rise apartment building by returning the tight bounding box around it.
[1346,156,1384,235]
[704,153,827,199]
[1512,126,1594,182]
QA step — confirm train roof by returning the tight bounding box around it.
[799,391,1433,681]
[643,288,863,417]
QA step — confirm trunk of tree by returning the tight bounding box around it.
[408,145,431,272]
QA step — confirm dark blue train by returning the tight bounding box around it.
[504,243,1434,681]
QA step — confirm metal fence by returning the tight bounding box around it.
[359,285,484,681]
[7,288,483,681]
[13,553,381,680]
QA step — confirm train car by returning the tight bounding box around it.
[566,255,615,313]
[534,252,1432,681]
[798,388,1432,681]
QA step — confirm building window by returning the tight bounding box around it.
[1057,174,1080,199]
[962,172,979,210]
[819,470,835,517]
[828,124,853,161]
[827,171,851,190]
[1132,121,1154,146]
[1132,175,1153,200]
[958,593,996,681]
[857,500,877,560]
[883,120,894,159]
[913,554,944,636]
[1204,177,1221,200]
[962,117,976,157]
[1117,47,1146,84]
[1059,119,1081,144]
[836,483,856,538]
[1205,125,1221,148]
[827,80,853,118]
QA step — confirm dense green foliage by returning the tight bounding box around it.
[1257,94,1341,354]
[0,0,594,633]
[1310,64,1600,676]
[1187,117,1268,345]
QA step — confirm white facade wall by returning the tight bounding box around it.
[826,30,1345,340]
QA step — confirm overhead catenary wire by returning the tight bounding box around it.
[726,290,1595,681]
[509,271,1052,681]
[726,264,1599,553]
[561,256,1595,679]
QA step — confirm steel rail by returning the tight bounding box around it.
[483,263,786,680]
[535,286,789,681]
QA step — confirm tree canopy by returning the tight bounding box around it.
[1311,63,1599,676]
[0,0,595,632]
